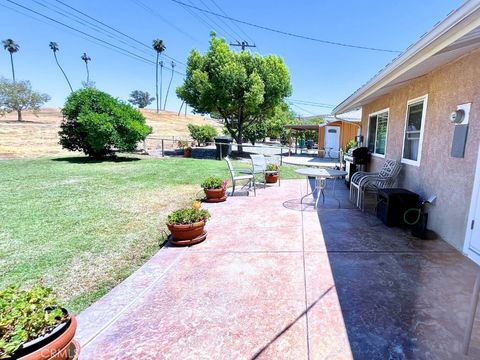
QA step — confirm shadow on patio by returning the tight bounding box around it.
[308,179,480,359]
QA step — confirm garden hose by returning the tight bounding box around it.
[403,208,422,226]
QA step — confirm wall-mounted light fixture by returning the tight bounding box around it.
[451,103,471,158]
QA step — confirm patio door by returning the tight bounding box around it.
[325,126,340,150]
[465,143,480,265]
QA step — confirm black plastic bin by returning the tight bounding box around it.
[377,188,420,227]
[215,136,233,160]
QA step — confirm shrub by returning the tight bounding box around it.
[187,124,218,146]
[177,140,192,150]
[344,139,357,153]
[166,208,211,225]
[0,285,68,358]
[201,176,226,189]
[59,88,152,158]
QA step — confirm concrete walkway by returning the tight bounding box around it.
[76,180,480,359]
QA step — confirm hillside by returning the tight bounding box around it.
[0,108,223,159]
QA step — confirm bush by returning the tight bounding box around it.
[0,285,68,358]
[266,163,279,172]
[201,176,226,189]
[166,208,211,225]
[344,139,357,153]
[59,88,152,158]
[187,124,218,146]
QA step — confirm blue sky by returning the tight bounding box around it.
[0,0,464,115]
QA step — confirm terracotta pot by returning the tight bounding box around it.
[168,221,205,241]
[204,188,226,200]
[183,149,192,157]
[18,316,78,360]
[265,174,279,184]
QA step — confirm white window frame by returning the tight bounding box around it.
[367,108,389,158]
[401,95,428,167]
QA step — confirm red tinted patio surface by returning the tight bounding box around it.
[76,179,480,359]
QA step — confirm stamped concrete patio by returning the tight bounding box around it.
[76,179,480,359]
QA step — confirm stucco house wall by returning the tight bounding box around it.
[360,49,480,250]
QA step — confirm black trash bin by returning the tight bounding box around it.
[377,188,420,227]
[215,136,233,160]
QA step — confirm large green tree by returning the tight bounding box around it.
[0,78,50,121]
[176,34,292,151]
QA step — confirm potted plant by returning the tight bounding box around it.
[265,163,280,183]
[0,285,80,360]
[177,140,192,157]
[201,176,228,202]
[166,207,211,246]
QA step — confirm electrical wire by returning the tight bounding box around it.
[171,0,402,53]
[208,0,255,45]
[52,0,186,67]
[197,0,241,41]
[4,0,185,75]
[288,102,318,116]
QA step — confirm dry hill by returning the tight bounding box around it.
[0,108,222,159]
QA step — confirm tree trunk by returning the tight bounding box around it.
[237,126,244,153]
[85,62,90,83]
[54,52,73,93]
[10,53,15,82]
[17,109,22,121]
[160,63,163,112]
[155,52,159,113]
[164,68,174,110]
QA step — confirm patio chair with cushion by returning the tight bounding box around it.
[350,159,402,211]
[225,156,256,196]
[240,154,281,186]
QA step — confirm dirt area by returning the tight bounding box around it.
[0,108,223,159]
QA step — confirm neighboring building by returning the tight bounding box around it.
[333,0,480,264]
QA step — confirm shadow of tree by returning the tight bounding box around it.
[51,156,142,164]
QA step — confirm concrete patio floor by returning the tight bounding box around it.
[76,180,480,359]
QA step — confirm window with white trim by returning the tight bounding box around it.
[402,96,427,165]
[367,110,388,156]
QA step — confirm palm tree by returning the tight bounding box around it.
[164,61,175,110]
[81,52,91,83]
[159,60,163,111]
[49,41,73,93]
[2,39,19,82]
[152,39,166,113]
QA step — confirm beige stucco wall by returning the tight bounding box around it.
[361,49,480,250]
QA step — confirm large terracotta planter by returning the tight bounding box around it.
[204,188,227,203]
[167,221,207,246]
[17,315,78,360]
[265,174,279,184]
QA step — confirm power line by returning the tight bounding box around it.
[4,0,185,76]
[130,0,200,48]
[208,0,255,45]
[288,99,335,108]
[288,102,319,116]
[52,0,186,67]
[197,0,241,41]
[171,0,402,53]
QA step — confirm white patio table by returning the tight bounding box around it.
[295,168,347,209]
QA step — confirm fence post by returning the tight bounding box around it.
[280,146,283,166]
[219,142,222,160]
[162,139,165,157]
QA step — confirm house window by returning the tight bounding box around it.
[402,95,428,165]
[367,109,389,156]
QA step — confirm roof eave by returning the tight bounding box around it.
[333,0,480,115]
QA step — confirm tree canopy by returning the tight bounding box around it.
[128,90,155,108]
[0,78,50,121]
[176,34,292,149]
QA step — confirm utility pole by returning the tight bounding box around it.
[229,40,256,51]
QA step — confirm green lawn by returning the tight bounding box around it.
[0,155,301,312]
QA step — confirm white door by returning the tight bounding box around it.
[325,126,340,150]
[465,144,480,265]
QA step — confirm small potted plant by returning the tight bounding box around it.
[201,176,228,203]
[0,285,80,360]
[177,140,192,157]
[166,206,211,246]
[265,163,280,183]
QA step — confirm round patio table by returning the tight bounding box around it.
[295,168,347,208]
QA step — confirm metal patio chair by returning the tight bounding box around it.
[350,159,402,211]
[240,154,281,186]
[224,156,256,196]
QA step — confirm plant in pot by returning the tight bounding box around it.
[265,163,280,183]
[166,207,211,246]
[177,140,192,157]
[201,176,228,203]
[0,285,80,360]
